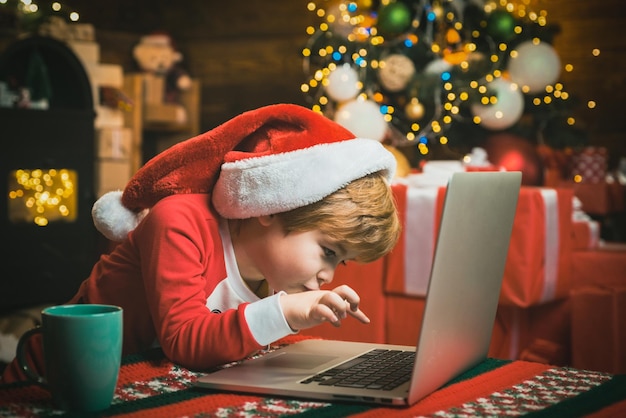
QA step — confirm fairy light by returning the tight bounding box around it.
[12,0,81,22]
[301,0,594,158]
[8,168,77,226]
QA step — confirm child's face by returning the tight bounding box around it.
[239,216,356,294]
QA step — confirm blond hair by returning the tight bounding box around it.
[276,171,400,263]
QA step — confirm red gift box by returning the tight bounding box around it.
[492,299,571,364]
[570,243,626,374]
[571,285,626,374]
[569,146,608,184]
[571,243,626,289]
[571,220,600,250]
[385,182,575,307]
[380,293,570,364]
[562,181,625,216]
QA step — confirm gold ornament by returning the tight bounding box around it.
[356,0,373,11]
[405,98,425,120]
[378,54,416,92]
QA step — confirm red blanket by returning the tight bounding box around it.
[1,336,625,417]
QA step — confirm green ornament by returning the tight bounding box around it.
[377,2,412,37]
[486,10,517,41]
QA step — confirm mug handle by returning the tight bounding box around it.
[16,327,47,386]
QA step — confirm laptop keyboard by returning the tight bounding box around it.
[300,349,415,391]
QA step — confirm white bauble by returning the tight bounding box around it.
[326,3,353,38]
[471,78,524,130]
[423,58,453,76]
[507,41,561,94]
[378,54,416,92]
[334,99,388,141]
[325,64,360,102]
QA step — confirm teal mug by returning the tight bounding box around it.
[17,304,123,412]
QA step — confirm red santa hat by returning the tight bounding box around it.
[92,103,396,242]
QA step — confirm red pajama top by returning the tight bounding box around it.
[67,193,295,370]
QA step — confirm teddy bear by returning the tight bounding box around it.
[132,33,192,104]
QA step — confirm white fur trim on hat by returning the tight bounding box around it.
[212,138,396,219]
[92,191,148,242]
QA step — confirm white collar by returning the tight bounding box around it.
[218,218,264,301]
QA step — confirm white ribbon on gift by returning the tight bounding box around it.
[572,196,601,249]
[402,184,561,306]
[587,221,600,248]
[503,189,561,360]
[507,188,560,360]
[539,188,559,304]
[403,186,439,296]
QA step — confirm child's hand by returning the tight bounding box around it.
[279,285,370,331]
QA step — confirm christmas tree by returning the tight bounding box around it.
[301,0,589,165]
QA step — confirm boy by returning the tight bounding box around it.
[3,103,400,381]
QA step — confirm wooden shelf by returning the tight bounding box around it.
[122,73,200,173]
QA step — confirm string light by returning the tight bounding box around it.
[302,1,593,156]
[8,168,77,226]
[2,0,81,23]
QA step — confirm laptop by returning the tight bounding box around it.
[195,171,522,406]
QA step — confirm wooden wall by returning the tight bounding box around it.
[2,0,625,167]
[81,0,315,131]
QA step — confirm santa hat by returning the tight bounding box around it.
[92,103,396,242]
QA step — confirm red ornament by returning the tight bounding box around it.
[482,133,544,186]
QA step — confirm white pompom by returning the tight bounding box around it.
[91,191,147,242]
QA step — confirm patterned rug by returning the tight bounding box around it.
[1,336,625,417]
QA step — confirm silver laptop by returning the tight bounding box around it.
[195,171,522,406]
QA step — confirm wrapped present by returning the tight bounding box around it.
[571,243,626,289]
[571,285,626,374]
[95,104,125,128]
[570,195,600,249]
[462,147,502,172]
[569,146,608,184]
[381,293,570,365]
[564,181,625,216]
[385,182,574,307]
[492,299,571,364]
[384,182,440,297]
[491,187,574,307]
[571,220,601,250]
[569,244,626,373]
[96,127,132,159]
